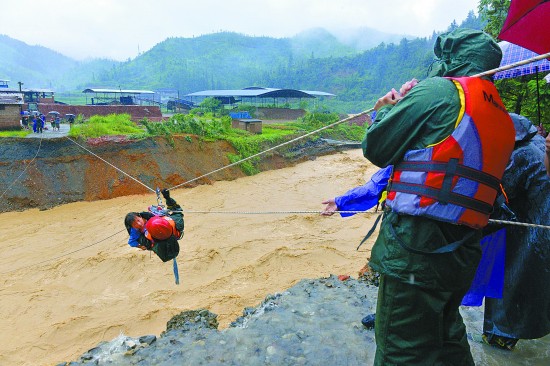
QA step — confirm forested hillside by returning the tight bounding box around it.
[261,36,437,111]
[0,11,483,111]
[91,30,365,92]
[0,34,77,88]
[0,34,121,92]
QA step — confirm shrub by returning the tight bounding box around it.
[68,113,143,138]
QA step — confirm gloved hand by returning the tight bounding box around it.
[162,188,177,208]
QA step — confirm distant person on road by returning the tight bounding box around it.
[35,115,43,133]
[54,116,61,131]
[39,114,45,132]
[67,114,75,129]
[21,114,29,130]
[124,189,184,262]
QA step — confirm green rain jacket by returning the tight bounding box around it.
[362,29,504,291]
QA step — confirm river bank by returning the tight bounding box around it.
[2,148,549,366]
[1,134,338,213]
[0,149,378,365]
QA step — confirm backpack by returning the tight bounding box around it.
[151,236,180,262]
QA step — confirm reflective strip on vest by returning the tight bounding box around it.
[386,77,515,229]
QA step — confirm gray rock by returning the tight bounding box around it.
[61,276,377,365]
[59,275,550,366]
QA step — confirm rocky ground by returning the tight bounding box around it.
[57,275,550,366]
[59,275,379,366]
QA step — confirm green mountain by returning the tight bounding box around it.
[91,31,362,92]
[0,34,119,91]
[0,34,78,88]
[263,36,437,112]
[0,11,483,108]
[0,29,403,93]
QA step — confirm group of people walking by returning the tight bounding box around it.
[21,113,46,133]
[21,112,66,132]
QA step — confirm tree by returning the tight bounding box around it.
[447,20,459,32]
[199,97,222,114]
[478,0,549,131]
[477,0,511,38]
[460,10,484,30]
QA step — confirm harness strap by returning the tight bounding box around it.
[390,181,493,215]
[173,258,180,285]
[388,218,477,255]
[394,160,501,191]
[439,158,459,204]
[357,212,384,251]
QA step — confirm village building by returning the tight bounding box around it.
[0,92,24,130]
[229,111,263,134]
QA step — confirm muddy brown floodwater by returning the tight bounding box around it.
[0,149,380,366]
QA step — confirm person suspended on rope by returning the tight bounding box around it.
[124,189,184,262]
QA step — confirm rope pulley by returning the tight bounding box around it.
[148,187,168,216]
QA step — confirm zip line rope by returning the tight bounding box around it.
[4,51,545,273]
[166,110,374,191]
[1,229,128,275]
[487,219,550,230]
[173,210,550,230]
[473,51,550,78]
[0,134,43,201]
[3,211,549,275]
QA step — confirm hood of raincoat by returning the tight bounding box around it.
[509,113,538,143]
[428,28,502,78]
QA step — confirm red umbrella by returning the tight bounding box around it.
[498,0,550,55]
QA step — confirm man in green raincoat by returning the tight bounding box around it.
[362,28,515,365]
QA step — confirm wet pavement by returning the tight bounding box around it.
[25,122,70,139]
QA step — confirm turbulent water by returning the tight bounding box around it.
[1,149,548,365]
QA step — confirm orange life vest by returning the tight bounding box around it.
[386,77,515,229]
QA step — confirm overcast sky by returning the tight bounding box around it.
[2,0,479,61]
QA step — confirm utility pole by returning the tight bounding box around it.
[17,81,24,113]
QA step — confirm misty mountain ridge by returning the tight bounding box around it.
[0,26,411,91]
[0,11,482,108]
[329,26,416,51]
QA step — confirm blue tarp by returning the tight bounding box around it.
[462,228,506,306]
[229,111,252,119]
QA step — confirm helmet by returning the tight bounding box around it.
[145,216,174,240]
